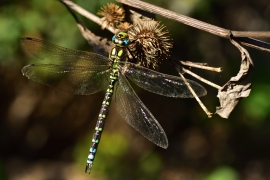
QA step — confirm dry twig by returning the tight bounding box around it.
[180,61,222,73]
[175,67,213,117]
[60,0,116,34]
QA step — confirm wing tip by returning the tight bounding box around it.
[157,135,169,149]
[21,37,34,41]
[191,81,207,98]
[160,143,169,149]
[21,64,35,76]
[21,37,35,46]
[202,87,207,97]
[200,85,207,97]
[21,37,46,60]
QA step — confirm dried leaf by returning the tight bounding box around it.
[216,35,254,118]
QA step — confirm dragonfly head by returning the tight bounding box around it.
[112,31,130,47]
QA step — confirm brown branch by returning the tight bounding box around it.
[180,61,223,73]
[176,69,213,118]
[117,0,270,52]
[60,0,117,34]
[182,68,222,90]
[232,36,270,52]
[59,0,113,55]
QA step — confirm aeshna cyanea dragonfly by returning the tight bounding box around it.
[21,31,207,173]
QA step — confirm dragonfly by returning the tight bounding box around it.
[21,31,207,173]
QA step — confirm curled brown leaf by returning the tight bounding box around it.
[216,34,254,118]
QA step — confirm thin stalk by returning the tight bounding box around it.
[178,71,213,118]
[182,68,222,90]
[180,61,223,72]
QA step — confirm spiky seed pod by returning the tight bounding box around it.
[97,3,125,29]
[117,22,132,31]
[128,19,173,70]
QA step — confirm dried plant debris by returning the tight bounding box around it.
[97,4,172,70]
[62,2,113,56]
[129,9,155,25]
[97,3,125,29]
[216,36,254,118]
[128,17,173,70]
[117,22,132,30]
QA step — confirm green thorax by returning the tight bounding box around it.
[109,31,130,81]
[109,46,127,80]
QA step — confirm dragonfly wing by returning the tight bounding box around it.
[22,64,110,95]
[115,72,168,148]
[119,62,207,98]
[21,37,110,67]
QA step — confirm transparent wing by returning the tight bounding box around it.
[115,72,168,148]
[119,62,207,98]
[22,64,110,95]
[21,37,110,66]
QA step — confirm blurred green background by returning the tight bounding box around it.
[0,0,270,179]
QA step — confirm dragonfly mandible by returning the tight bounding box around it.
[21,31,207,173]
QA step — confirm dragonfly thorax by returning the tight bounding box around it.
[109,46,127,62]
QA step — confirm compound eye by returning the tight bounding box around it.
[124,39,130,46]
[112,35,116,43]
[116,34,120,39]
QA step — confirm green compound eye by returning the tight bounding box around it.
[118,32,128,39]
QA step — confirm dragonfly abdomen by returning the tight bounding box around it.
[85,43,125,173]
[85,76,117,173]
